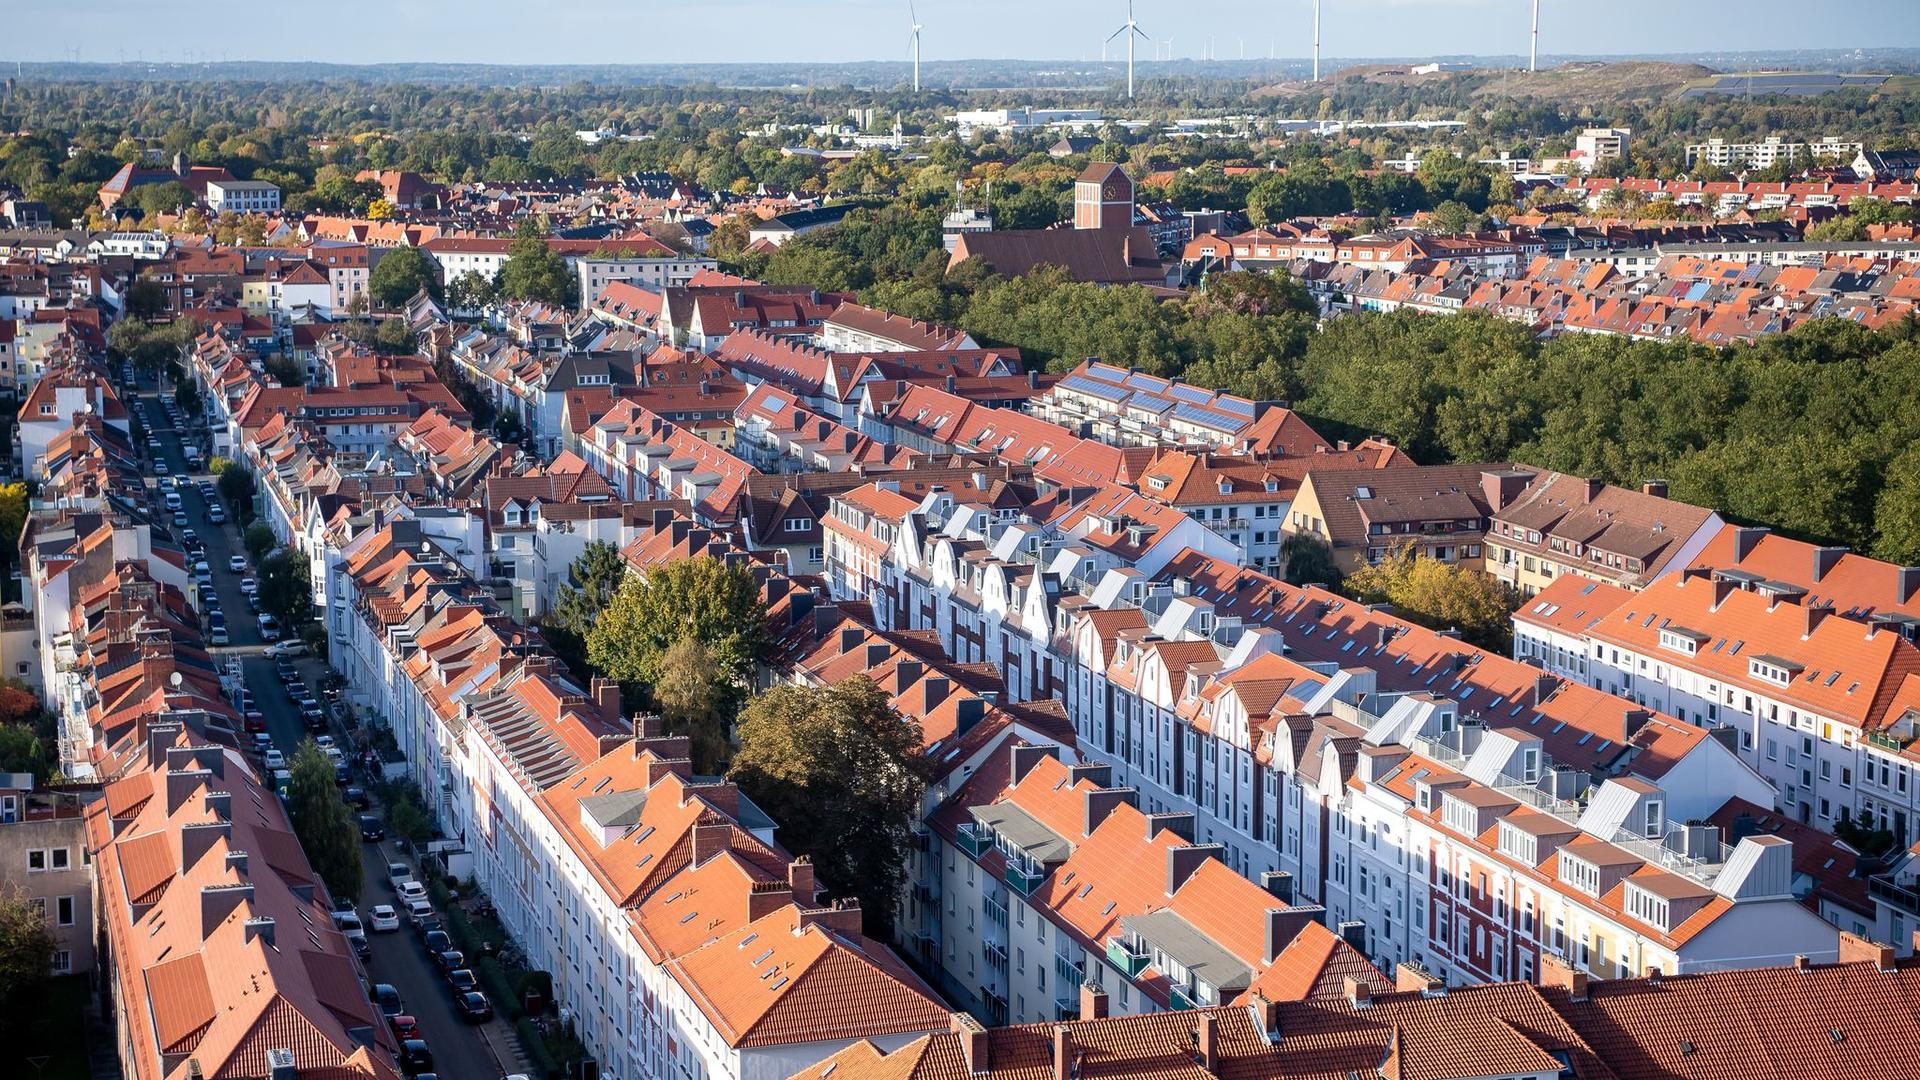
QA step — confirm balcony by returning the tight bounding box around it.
[984,941,1009,974]
[1055,953,1082,989]
[1869,731,1914,753]
[956,823,992,859]
[1169,984,1198,1011]
[1106,937,1150,978]
[1005,862,1046,898]
[1871,875,1920,917]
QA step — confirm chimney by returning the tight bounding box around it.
[1027,369,1040,389]
[922,675,952,714]
[1900,567,1920,606]
[1079,980,1108,1020]
[1197,1013,1219,1073]
[896,659,925,689]
[747,879,793,922]
[795,898,863,937]
[1534,672,1560,706]
[266,1048,297,1080]
[1264,906,1320,963]
[1793,954,1812,972]
[1009,742,1059,787]
[1082,787,1133,837]
[1621,708,1653,742]
[1804,602,1834,638]
[180,820,231,872]
[650,506,674,531]
[1259,871,1294,904]
[205,789,232,822]
[146,721,184,771]
[1711,577,1739,611]
[788,857,817,904]
[1479,469,1527,513]
[1641,479,1669,499]
[1146,812,1195,842]
[1731,526,1769,563]
[691,822,732,865]
[946,374,957,393]
[646,757,693,786]
[1337,920,1368,955]
[953,1012,990,1074]
[954,697,987,737]
[225,850,248,876]
[1165,844,1221,896]
[200,882,254,938]
[1247,993,1281,1042]
[838,627,865,655]
[1344,976,1373,1008]
[590,676,622,728]
[243,915,277,949]
[1540,953,1589,1001]
[1811,546,1849,584]
[1581,477,1605,504]
[1396,962,1444,994]
[1051,1025,1074,1080]
[1838,931,1896,972]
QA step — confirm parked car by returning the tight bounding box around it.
[421,930,452,956]
[455,991,494,1024]
[257,614,281,641]
[405,900,435,929]
[445,968,478,994]
[266,639,307,658]
[369,905,400,932]
[397,880,427,905]
[387,862,413,890]
[434,950,465,975]
[345,786,371,809]
[207,505,226,524]
[262,748,285,770]
[359,815,385,841]
[208,624,230,646]
[398,1039,433,1076]
[369,983,403,1017]
[335,913,365,943]
[243,711,266,734]
[228,555,247,572]
[388,1014,420,1041]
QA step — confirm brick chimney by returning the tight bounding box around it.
[590,676,622,728]
[953,1012,990,1074]
[1344,975,1373,1008]
[1395,962,1443,994]
[1145,812,1195,842]
[1804,602,1834,639]
[646,757,693,786]
[1051,1025,1074,1080]
[1165,844,1220,896]
[1246,993,1281,1041]
[1540,953,1589,1001]
[922,675,953,715]
[747,879,793,922]
[1263,906,1321,963]
[691,822,732,865]
[1009,742,1059,787]
[1641,479,1669,499]
[1197,1012,1219,1072]
[838,626,865,654]
[1259,871,1295,904]
[788,857,817,904]
[1079,981,1108,1020]
[1581,477,1605,504]
[1731,525,1769,563]
[795,898,863,937]
[1838,930,1896,972]
[1082,787,1132,837]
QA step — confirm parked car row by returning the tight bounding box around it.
[364,858,495,1076]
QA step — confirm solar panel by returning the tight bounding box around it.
[1218,397,1256,418]
[1165,383,1214,406]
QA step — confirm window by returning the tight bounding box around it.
[26,850,44,873]
[56,896,73,926]
[51,951,70,975]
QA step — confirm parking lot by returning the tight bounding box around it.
[135,372,515,1080]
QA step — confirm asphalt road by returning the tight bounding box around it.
[139,376,510,1080]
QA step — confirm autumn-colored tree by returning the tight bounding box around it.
[1345,543,1520,651]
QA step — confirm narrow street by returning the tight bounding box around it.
[140,374,511,1080]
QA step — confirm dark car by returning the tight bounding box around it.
[370,983,403,1017]
[388,1014,420,1041]
[445,968,478,993]
[285,680,308,702]
[345,786,371,809]
[398,1038,433,1076]
[422,930,452,955]
[434,950,465,975]
[334,761,352,785]
[330,894,355,916]
[455,991,494,1024]
[359,814,385,841]
[354,937,372,963]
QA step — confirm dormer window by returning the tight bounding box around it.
[1558,852,1601,896]
[1750,656,1801,687]
[1659,627,1705,656]
[784,518,813,533]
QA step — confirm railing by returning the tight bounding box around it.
[984,895,1009,929]
[1005,863,1046,898]
[1871,875,1920,917]
[1055,953,1082,990]
[1606,827,1732,888]
[1105,937,1150,978]
[1169,984,1198,1011]
[1869,731,1913,753]
[983,941,1009,974]
[956,823,991,859]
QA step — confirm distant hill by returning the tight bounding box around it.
[1253,60,1719,106]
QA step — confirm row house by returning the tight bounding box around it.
[16,362,129,481]
[479,463,672,619]
[1284,462,1519,574]
[802,943,1920,1080]
[1030,360,1330,456]
[580,399,758,528]
[818,302,977,352]
[1484,473,1724,595]
[732,382,918,475]
[658,281,848,351]
[925,746,1388,1027]
[717,328,1019,423]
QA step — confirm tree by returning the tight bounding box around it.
[263,355,305,387]
[1345,544,1520,651]
[372,317,418,355]
[243,522,277,562]
[0,887,55,1040]
[207,456,235,477]
[123,276,169,321]
[386,784,434,852]
[219,463,257,520]
[367,244,439,308]
[446,270,497,313]
[259,549,314,625]
[1873,444,1920,566]
[498,230,576,306]
[585,556,766,713]
[550,542,628,640]
[728,678,926,939]
[654,637,731,772]
[0,481,26,579]
[285,740,363,902]
[1280,533,1343,589]
[0,725,51,783]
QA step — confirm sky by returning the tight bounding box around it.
[9,0,1920,67]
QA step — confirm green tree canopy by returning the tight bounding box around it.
[728,678,926,939]
[0,887,55,1041]
[1346,544,1520,651]
[286,741,363,903]
[585,556,766,712]
[367,244,440,308]
[498,232,577,306]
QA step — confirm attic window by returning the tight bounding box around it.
[1355,486,1374,499]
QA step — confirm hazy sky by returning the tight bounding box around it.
[10,0,1918,66]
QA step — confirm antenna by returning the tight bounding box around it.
[908,0,922,93]
[1104,0,1150,99]
[1530,0,1540,72]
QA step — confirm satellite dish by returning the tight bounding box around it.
[169,671,183,688]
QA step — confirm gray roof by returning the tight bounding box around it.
[580,788,649,831]
[973,802,1073,864]
[1120,909,1254,994]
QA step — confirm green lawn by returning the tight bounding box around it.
[14,974,91,1080]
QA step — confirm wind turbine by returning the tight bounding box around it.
[1312,0,1321,82]
[908,1,923,92]
[1105,0,1149,99]
[1529,0,1540,72]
